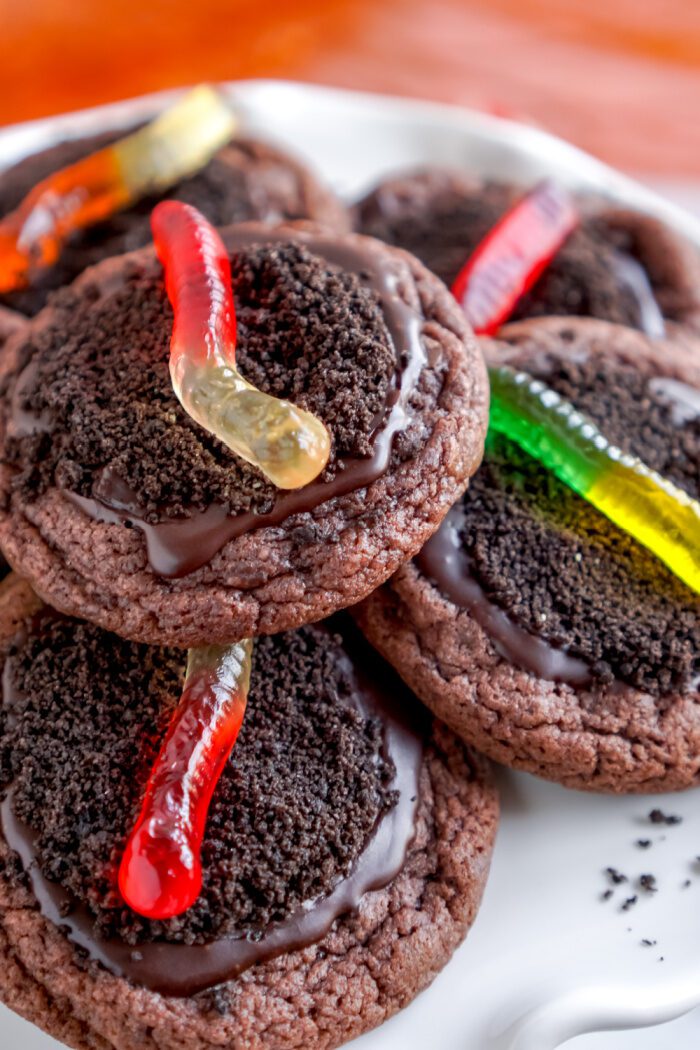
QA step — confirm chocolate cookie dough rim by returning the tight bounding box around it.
[356,317,700,795]
[0,575,499,1050]
[0,226,488,647]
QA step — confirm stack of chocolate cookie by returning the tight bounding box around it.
[0,115,498,1050]
[355,170,700,794]
[0,100,698,1050]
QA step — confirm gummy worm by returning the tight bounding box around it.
[488,366,700,594]
[118,639,252,920]
[0,85,236,293]
[451,179,579,336]
[151,200,331,489]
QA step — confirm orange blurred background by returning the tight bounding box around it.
[1,0,699,175]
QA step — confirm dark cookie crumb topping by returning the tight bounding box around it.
[3,242,400,520]
[0,617,397,946]
[457,355,699,694]
[357,179,660,329]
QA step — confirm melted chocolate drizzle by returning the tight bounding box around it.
[44,229,428,578]
[611,252,665,338]
[415,504,594,685]
[0,623,425,997]
[648,377,700,426]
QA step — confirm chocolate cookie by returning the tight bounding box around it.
[357,316,700,793]
[0,222,487,647]
[0,131,350,316]
[0,310,23,581]
[0,575,498,1050]
[355,170,700,344]
[0,306,24,349]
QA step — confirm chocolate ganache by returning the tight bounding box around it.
[0,615,425,997]
[7,227,430,578]
[416,355,700,694]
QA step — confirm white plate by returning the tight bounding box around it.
[1,81,699,1050]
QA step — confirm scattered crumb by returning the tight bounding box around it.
[682,879,692,889]
[639,874,658,894]
[601,889,613,901]
[641,939,657,947]
[606,867,628,885]
[621,896,638,912]
[648,809,682,826]
[635,839,652,849]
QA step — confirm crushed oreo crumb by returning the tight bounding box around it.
[636,839,652,849]
[202,985,233,1016]
[649,809,683,826]
[606,867,628,885]
[641,938,657,947]
[0,616,399,946]
[639,874,658,894]
[601,889,614,901]
[621,896,638,912]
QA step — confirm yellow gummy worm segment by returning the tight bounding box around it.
[488,367,700,595]
[172,357,331,490]
[115,86,237,199]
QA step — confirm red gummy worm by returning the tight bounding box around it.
[118,643,250,920]
[151,200,237,369]
[451,180,579,335]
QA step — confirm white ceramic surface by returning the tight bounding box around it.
[0,82,699,1050]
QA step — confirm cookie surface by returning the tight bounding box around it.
[0,132,350,316]
[354,170,700,343]
[0,576,498,1050]
[0,223,488,646]
[357,316,700,793]
[0,306,24,349]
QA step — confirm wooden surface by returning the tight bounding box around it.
[1,0,699,175]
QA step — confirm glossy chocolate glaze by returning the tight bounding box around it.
[611,252,665,338]
[0,622,425,997]
[649,376,700,426]
[415,504,594,686]
[50,229,430,577]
